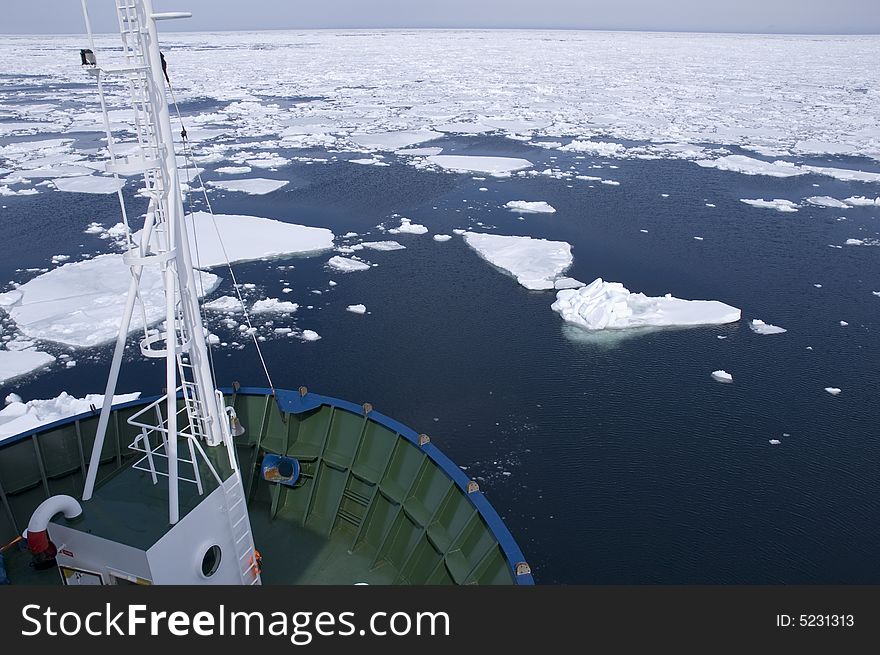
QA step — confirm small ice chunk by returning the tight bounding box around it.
[359,240,406,251]
[204,296,244,312]
[387,218,428,235]
[711,370,733,383]
[805,196,849,209]
[839,321,848,326]
[554,277,585,290]
[739,198,799,212]
[327,256,372,272]
[824,387,841,396]
[346,304,367,315]
[504,200,556,214]
[433,234,452,242]
[207,178,288,195]
[749,319,787,335]
[251,298,299,314]
[301,330,321,341]
[769,439,781,445]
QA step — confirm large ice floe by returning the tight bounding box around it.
[427,155,533,175]
[0,350,56,385]
[461,232,572,290]
[1,392,141,442]
[207,178,288,195]
[137,211,334,267]
[0,213,333,347]
[551,278,741,331]
[350,130,440,150]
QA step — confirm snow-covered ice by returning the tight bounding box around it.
[740,198,799,212]
[359,240,406,251]
[0,349,56,384]
[0,255,221,347]
[698,156,804,178]
[350,130,440,151]
[462,232,572,290]
[504,200,556,214]
[1,391,141,442]
[207,178,288,195]
[52,175,125,194]
[805,196,850,209]
[750,319,787,335]
[251,298,299,314]
[427,155,533,175]
[711,370,733,383]
[327,256,372,272]
[551,278,741,331]
[215,166,252,174]
[137,212,334,266]
[204,295,244,313]
[387,218,428,235]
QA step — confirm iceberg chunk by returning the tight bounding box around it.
[551,278,741,331]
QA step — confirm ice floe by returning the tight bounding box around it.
[207,178,288,195]
[204,295,244,313]
[805,196,850,209]
[711,370,733,383]
[350,130,440,151]
[739,198,799,212]
[359,240,406,251]
[0,391,141,442]
[387,218,428,235]
[697,155,804,178]
[427,155,532,175]
[346,304,367,315]
[433,234,452,242]
[551,278,741,331]
[215,166,252,175]
[137,212,334,266]
[559,140,626,157]
[0,254,221,348]
[749,319,787,335]
[251,298,299,314]
[327,256,372,272]
[0,350,56,385]
[300,330,321,341]
[462,232,572,290]
[52,175,125,194]
[504,200,556,214]
[844,196,880,207]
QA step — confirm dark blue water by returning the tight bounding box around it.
[2,130,879,584]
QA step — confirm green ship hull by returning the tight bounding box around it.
[0,387,533,586]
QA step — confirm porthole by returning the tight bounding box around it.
[201,545,221,577]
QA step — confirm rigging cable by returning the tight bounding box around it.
[162,57,277,396]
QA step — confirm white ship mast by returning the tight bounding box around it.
[72,0,260,584]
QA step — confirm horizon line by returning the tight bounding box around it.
[2,26,879,37]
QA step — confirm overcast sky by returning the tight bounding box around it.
[4,0,880,34]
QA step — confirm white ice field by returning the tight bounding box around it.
[1,29,879,389]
